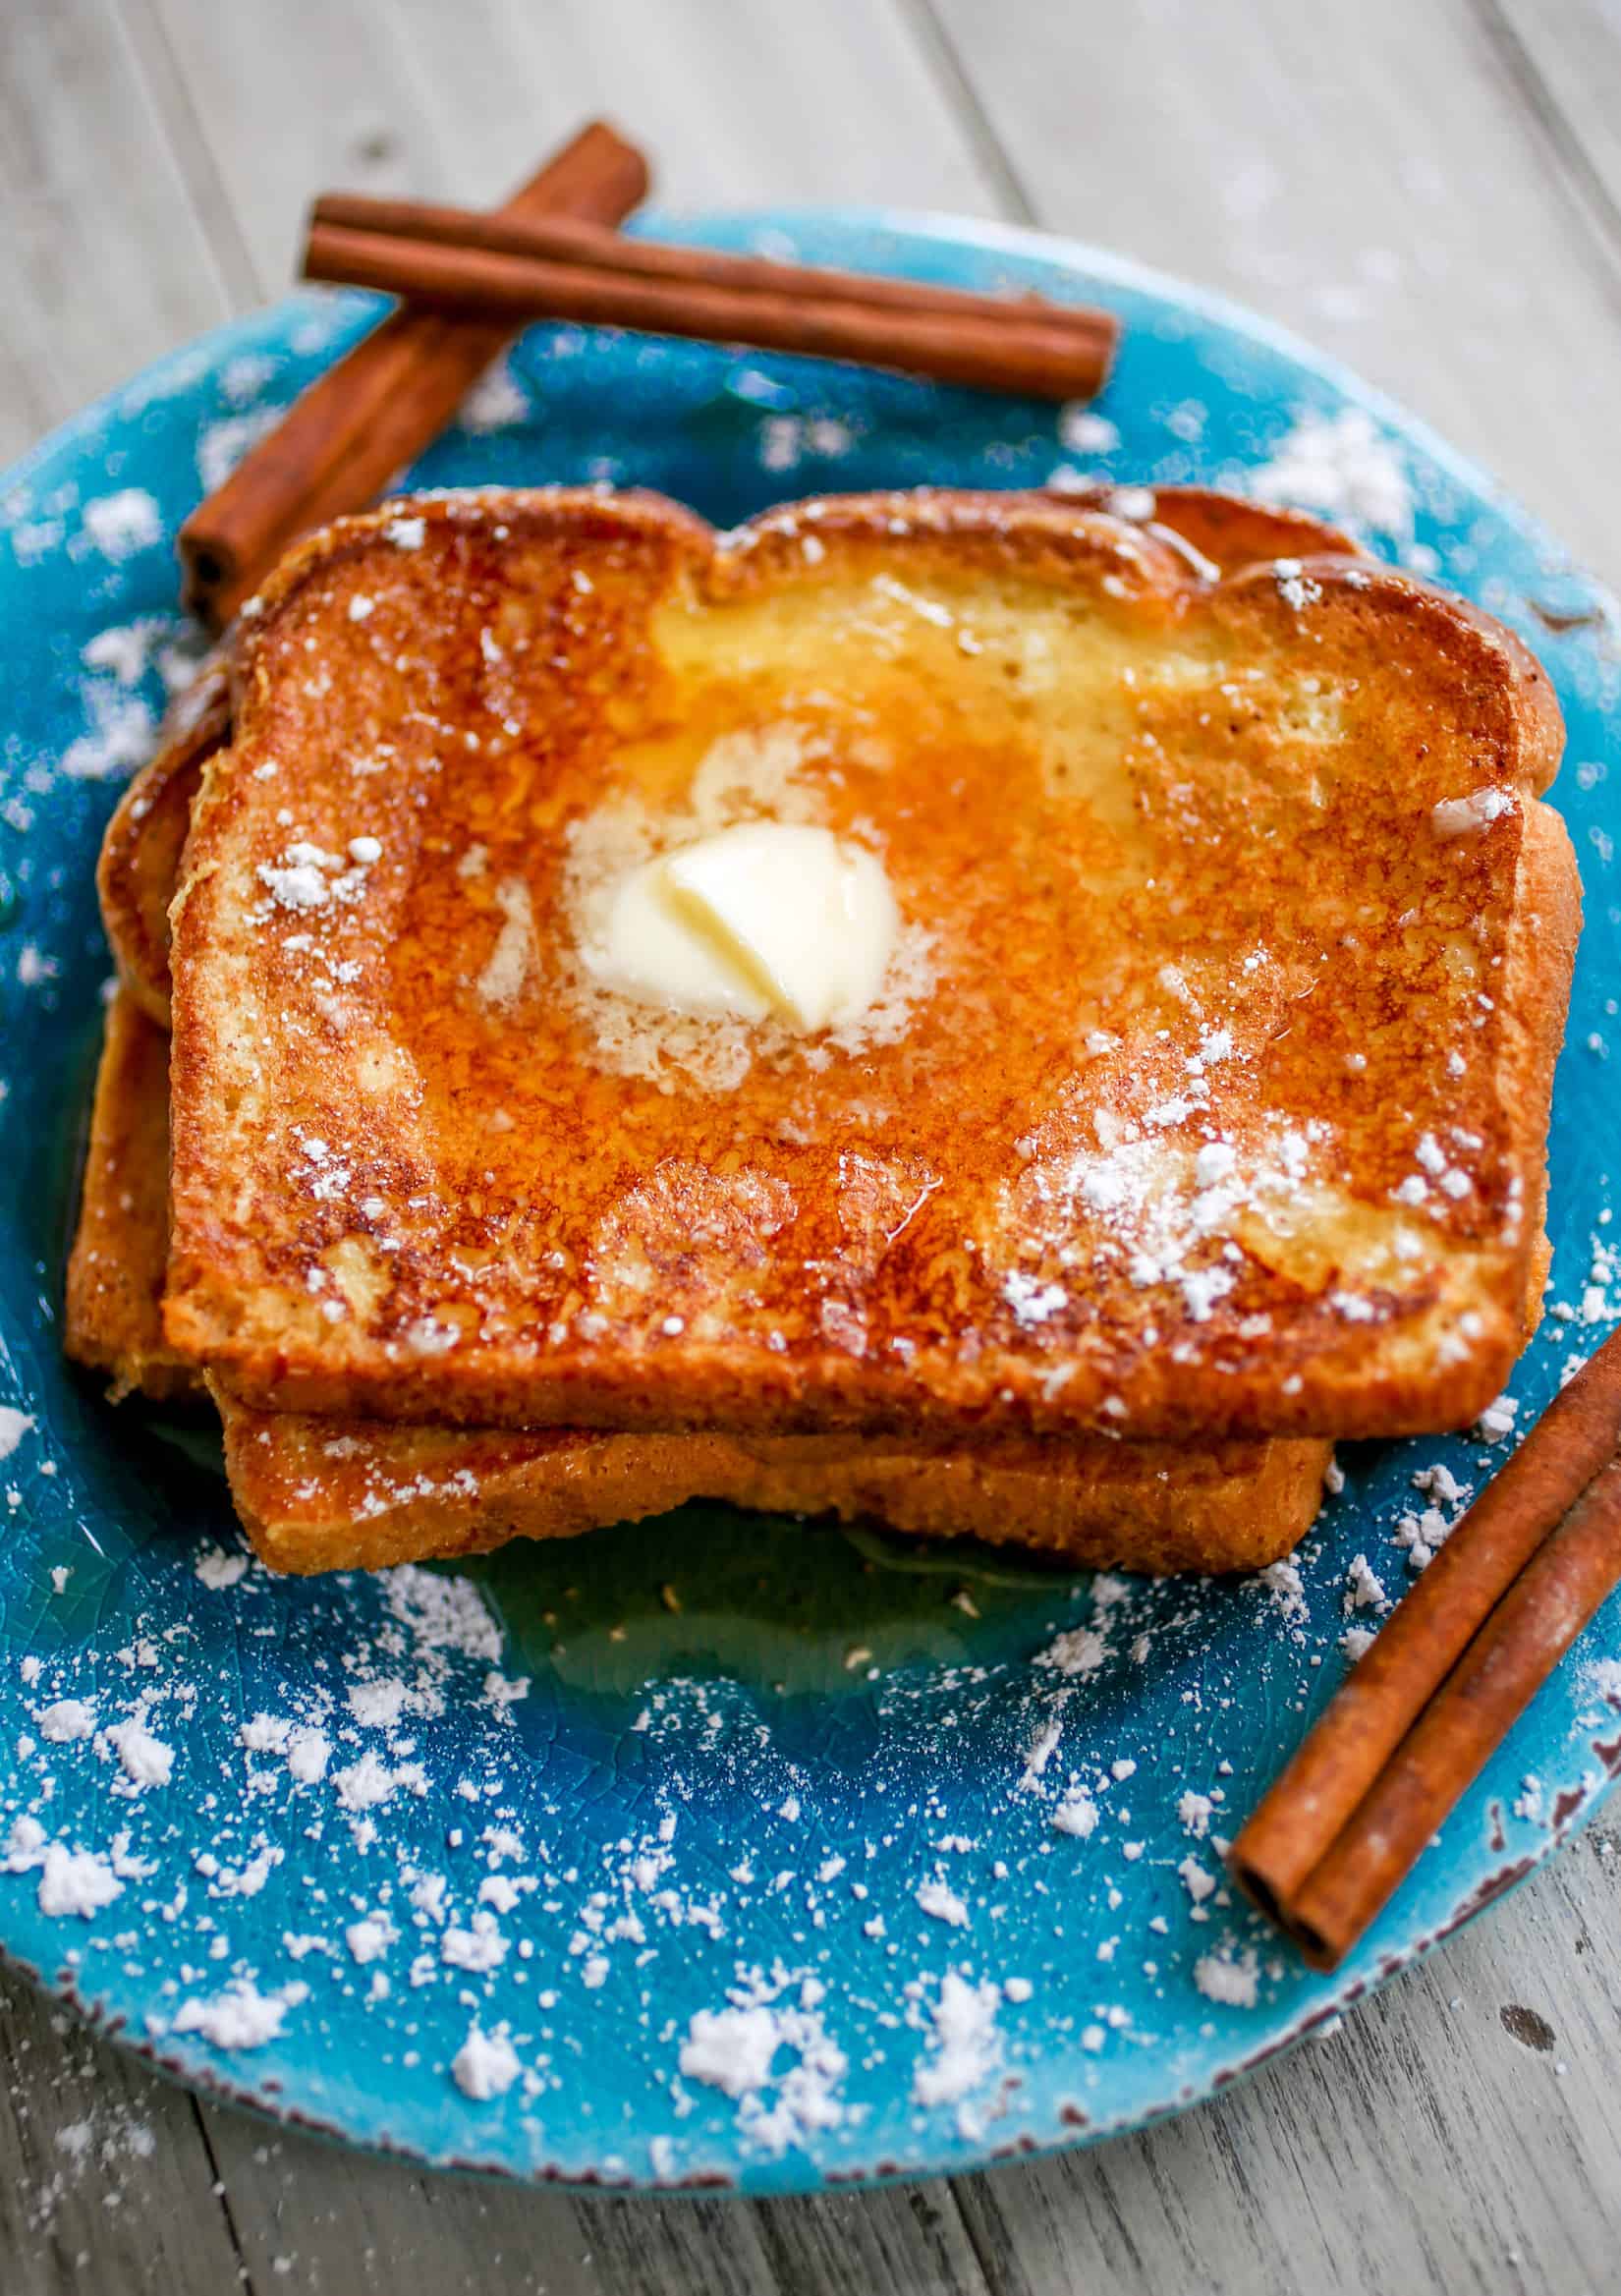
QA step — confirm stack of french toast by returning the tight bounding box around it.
[65,482,1579,1576]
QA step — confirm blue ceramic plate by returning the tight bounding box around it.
[0,210,1617,2194]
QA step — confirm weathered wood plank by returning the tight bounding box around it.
[134,0,1006,306]
[129,0,455,299]
[953,1819,1621,2296]
[1488,0,1621,249]
[378,0,1008,217]
[0,1960,248,2296]
[752,2179,993,2295]
[194,2070,994,2296]
[925,0,1621,584]
[0,0,236,459]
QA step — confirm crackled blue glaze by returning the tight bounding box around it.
[0,210,1616,2194]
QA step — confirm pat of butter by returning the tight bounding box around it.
[591,822,897,1030]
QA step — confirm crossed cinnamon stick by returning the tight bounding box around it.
[1231,1329,1621,1968]
[179,119,1117,630]
[180,123,649,627]
[301,192,1118,407]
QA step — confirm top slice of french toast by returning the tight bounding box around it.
[165,485,1579,1440]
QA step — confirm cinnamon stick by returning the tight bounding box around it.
[301,221,1118,406]
[309,191,1102,337]
[178,122,648,630]
[1230,1326,1621,1967]
[1283,1457,1621,1967]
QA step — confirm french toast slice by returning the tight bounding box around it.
[66,990,1331,1574]
[164,486,1579,1442]
[215,1386,1331,1578]
[65,987,201,1404]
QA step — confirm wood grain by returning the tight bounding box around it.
[1488,0,1621,253]
[134,0,1004,296]
[0,1961,248,2294]
[5,0,1621,2288]
[0,0,237,461]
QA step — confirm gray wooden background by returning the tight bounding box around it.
[5,3,1621,2290]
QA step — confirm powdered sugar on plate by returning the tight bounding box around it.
[1246,407,1415,548]
[80,490,162,562]
[0,1505,1401,2174]
[0,1410,34,1462]
[196,408,282,493]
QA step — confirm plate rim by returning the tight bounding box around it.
[0,198,1615,2194]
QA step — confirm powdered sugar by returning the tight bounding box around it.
[59,685,156,781]
[680,2003,779,2098]
[196,408,281,492]
[254,838,376,916]
[1035,1627,1108,1679]
[1177,1792,1215,1840]
[916,1876,971,1928]
[678,1975,849,2153]
[1477,1393,1519,1442]
[81,489,162,561]
[1343,1555,1388,1615]
[1431,786,1514,840]
[169,1981,299,2050]
[6,1820,123,1920]
[452,2021,521,2100]
[911,1971,1005,2134]
[104,1715,174,1790]
[459,359,530,434]
[1247,407,1415,546]
[1585,1657,1621,1708]
[1192,1944,1259,2008]
[1058,405,1120,456]
[1052,1789,1099,1840]
[196,1545,250,1590]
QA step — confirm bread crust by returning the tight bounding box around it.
[95,655,232,1028]
[218,1381,1330,1578]
[97,487,1350,1021]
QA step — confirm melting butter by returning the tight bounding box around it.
[587,821,897,1031]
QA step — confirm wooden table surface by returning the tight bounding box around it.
[5,3,1621,2289]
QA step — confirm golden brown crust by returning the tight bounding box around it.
[164,486,1579,1442]
[1042,483,1365,578]
[96,655,232,1028]
[64,989,202,1402]
[217,1383,1330,1578]
[108,489,1356,1024]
